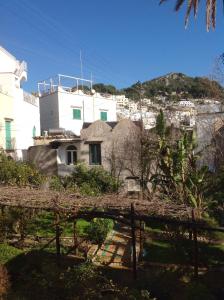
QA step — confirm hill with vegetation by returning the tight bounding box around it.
[93,73,224,102]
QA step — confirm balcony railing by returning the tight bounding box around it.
[23,91,38,106]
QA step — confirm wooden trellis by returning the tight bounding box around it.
[0,186,224,279]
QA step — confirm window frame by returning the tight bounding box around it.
[66,145,77,165]
[89,143,101,165]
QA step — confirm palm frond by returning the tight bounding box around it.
[160,0,218,30]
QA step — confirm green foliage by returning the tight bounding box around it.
[152,120,208,211]
[5,250,154,299]
[0,152,43,187]
[85,218,114,244]
[0,244,23,265]
[203,167,224,225]
[93,83,118,95]
[71,163,120,195]
[156,109,166,139]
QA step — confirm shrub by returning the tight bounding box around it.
[85,218,114,245]
[71,163,120,195]
[0,152,43,187]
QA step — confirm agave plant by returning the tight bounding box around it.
[160,0,219,31]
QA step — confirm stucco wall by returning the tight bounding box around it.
[39,92,59,133]
[0,91,15,149]
[13,88,40,159]
[40,88,117,136]
[28,145,58,175]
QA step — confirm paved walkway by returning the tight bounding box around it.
[92,225,139,269]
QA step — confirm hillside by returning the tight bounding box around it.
[93,73,224,102]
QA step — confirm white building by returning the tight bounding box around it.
[129,100,138,112]
[179,100,195,108]
[115,94,129,109]
[38,74,117,136]
[0,46,40,160]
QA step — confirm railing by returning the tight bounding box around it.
[38,74,93,96]
[23,91,38,106]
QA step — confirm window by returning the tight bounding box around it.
[100,111,107,121]
[66,145,77,165]
[5,121,12,150]
[32,126,36,138]
[89,144,101,165]
[73,109,81,120]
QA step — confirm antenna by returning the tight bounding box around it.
[80,50,84,90]
[90,72,93,90]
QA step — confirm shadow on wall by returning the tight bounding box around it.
[28,145,58,175]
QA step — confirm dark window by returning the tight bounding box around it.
[89,144,101,165]
[66,145,77,165]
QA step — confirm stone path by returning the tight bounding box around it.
[92,224,139,269]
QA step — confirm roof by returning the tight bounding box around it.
[82,120,142,130]
[82,122,118,130]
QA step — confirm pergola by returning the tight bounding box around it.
[0,186,223,279]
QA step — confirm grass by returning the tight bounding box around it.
[26,212,90,238]
[143,227,224,267]
[0,243,23,264]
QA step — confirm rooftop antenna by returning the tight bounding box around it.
[80,50,84,90]
[90,72,93,91]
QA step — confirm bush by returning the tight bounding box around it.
[85,218,114,245]
[0,152,43,187]
[71,163,120,195]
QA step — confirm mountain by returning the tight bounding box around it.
[93,73,224,102]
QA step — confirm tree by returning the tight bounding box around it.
[160,0,218,31]
[152,113,208,216]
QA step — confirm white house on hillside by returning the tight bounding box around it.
[0,46,40,160]
[38,74,117,136]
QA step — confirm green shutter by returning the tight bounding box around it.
[32,126,36,138]
[5,121,12,150]
[73,109,81,120]
[100,111,107,121]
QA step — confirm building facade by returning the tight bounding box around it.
[28,119,141,179]
[0,46,40,159]
[39,75,117,136]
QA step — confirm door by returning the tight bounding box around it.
[5,121,12,150]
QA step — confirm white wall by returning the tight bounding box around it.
[40,87,117,136]
[14,88,40,159]
[39,92,59,133]
[0,47,17,73]
[0,46,39,160]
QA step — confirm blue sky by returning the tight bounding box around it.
[0,0,224,92]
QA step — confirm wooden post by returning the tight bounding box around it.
[55,212,61,261]
[139,221,144,261]
[73,219,77,255]
[131,203,137,280]
[192,209,198,279]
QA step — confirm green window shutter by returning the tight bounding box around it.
[32,126,36,138]
[100,111,107,121]
[5,121,12,150]
[73,109,81,120]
